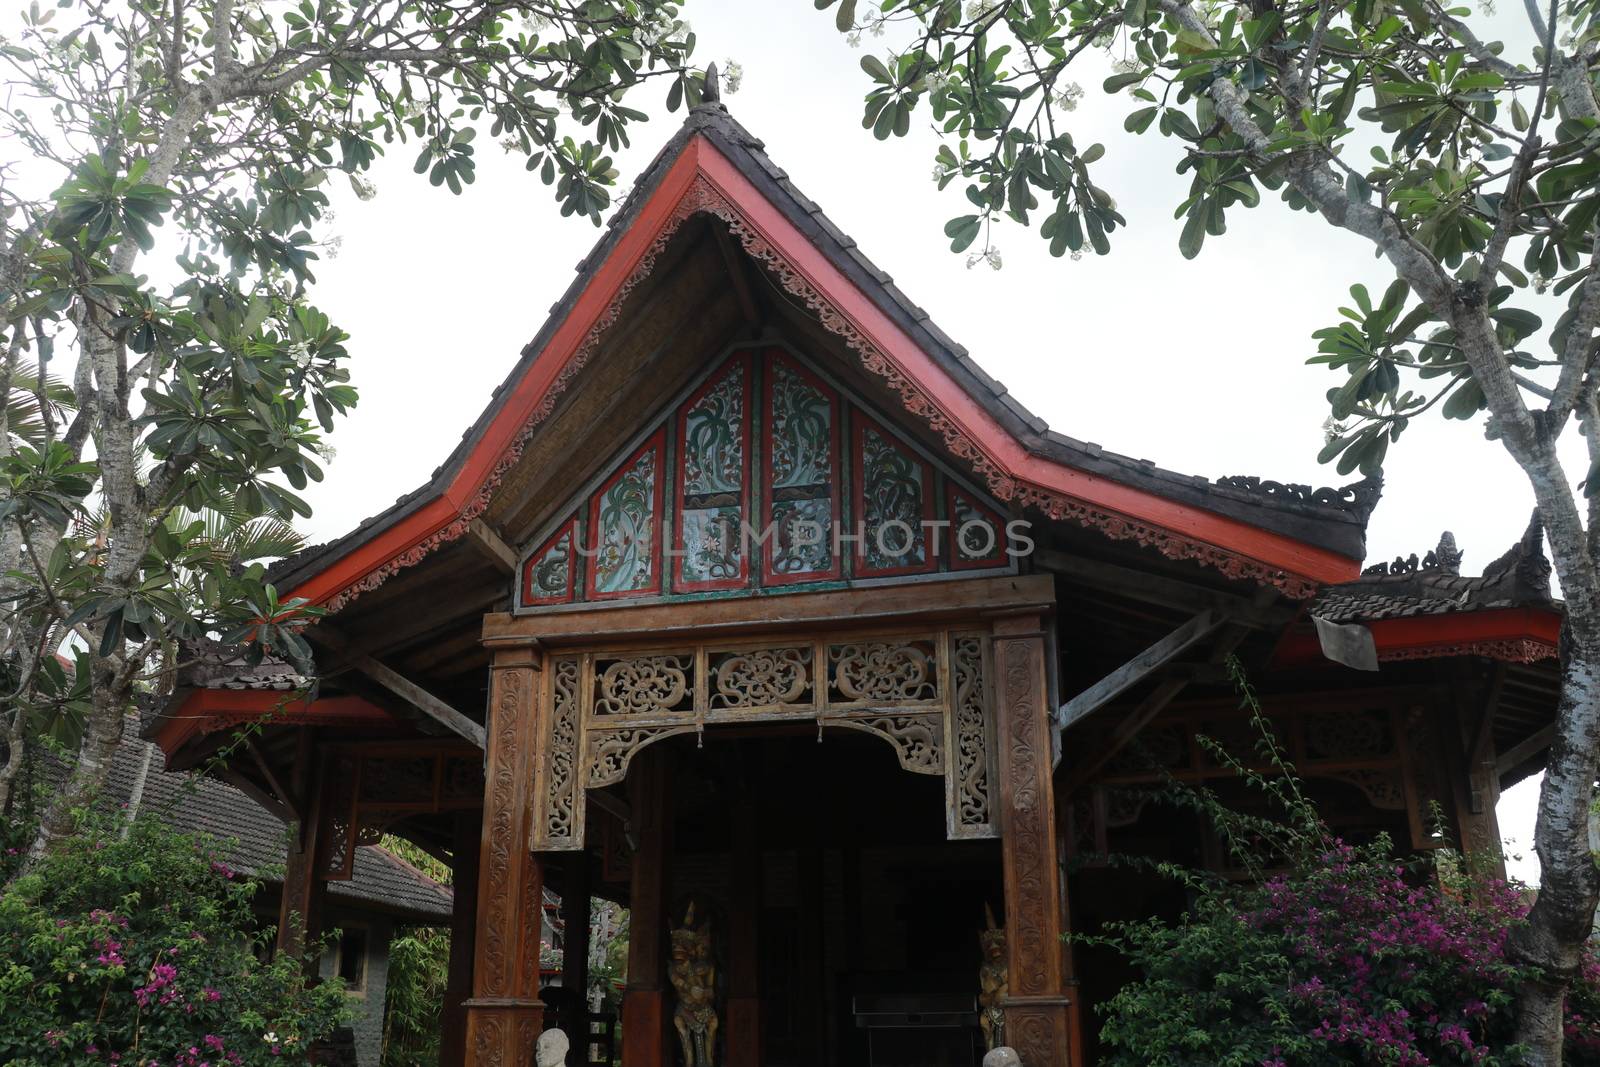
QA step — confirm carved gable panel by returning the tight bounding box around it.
[514,346,1013,614]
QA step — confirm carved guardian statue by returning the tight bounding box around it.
[669,902,719,1067]
[978,904,1008,1051]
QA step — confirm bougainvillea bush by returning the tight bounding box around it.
[1091,666,1600,1066]
[1091,775,1600,1062]
[1093,838,1600,1065]
[0,808,348,1066]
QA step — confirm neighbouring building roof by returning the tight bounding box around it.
[265,99,1378,612]
[1315,517,1556,624]
[37,743,452,922]
[176,637,307,692]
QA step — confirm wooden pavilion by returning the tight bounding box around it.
[147,91,1564,1067]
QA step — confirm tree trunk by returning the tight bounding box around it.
[27,671,129,860]
[19,90,207,860]
[1512,639,1600,1063]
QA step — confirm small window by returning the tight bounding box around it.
[336,927,368,993]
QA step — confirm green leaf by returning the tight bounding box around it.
[1179,206,1206,259]
[837,0,858,31]
[944,214,982,252]
[1442,378,1485,419]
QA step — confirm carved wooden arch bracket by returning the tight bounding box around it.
[529,628,1000,851]
[325,175,1320,612]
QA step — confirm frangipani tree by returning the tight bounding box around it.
[0,0,701,865]
[826,0,1600,1058]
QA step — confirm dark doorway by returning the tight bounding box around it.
[662,730,1002,1067]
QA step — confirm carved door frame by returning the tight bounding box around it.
[481,574,1055,852]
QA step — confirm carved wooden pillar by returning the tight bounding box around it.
[623,749,672,1067]
[726,779,762,1067]
[561,853,593,1055]
[276,731,328,966]
[466,647,546,1067]
[442,810,483,1067]
[992,615,1074,1067]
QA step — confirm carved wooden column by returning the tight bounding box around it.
[442,810,483,1067]
[561,853,593,1055]
[992,615,1074,1067]
[726,777,762,1067]
[622,749,672,1067]
[276,731,328,966]
[466,647,546,1067]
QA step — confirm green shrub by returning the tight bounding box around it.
[1089,662,1600,1066]
[0,807,350,1065]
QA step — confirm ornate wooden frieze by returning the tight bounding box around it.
[528,628,1000,850]
[513,347,1015,615]
[947,634,998,839]
[322,752,360,882]
[539,658,582,850]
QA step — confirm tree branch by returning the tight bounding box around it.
[1548,232,1600,419]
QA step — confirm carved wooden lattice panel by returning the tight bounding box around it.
[528,628,1001,850]
[514,347,1015,614]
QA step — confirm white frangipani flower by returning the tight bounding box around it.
[722,59,744,93]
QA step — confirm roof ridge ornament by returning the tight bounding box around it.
[702,61,721,104]
[1213,470,1382,519]
[1360,530,1463,577]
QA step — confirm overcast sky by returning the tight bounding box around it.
[59,1,1544,875]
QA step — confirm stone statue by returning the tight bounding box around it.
[536,1028,570,1067]
[978,903,1008,1051]
[669,902,718,1067]
[983,1047,1022,1067]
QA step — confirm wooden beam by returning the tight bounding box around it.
[245,738,299,821]
[315,628,486,747]
[467,518,518,573]
[1034,548,1283,623]
[1496,722,1556,777]
[1470,664,1507,764]
[484,573,1055,646]
[713,223,763,331]
[1057,609,1223,731]
[1066,623,1252,785]
[216,766,294,823]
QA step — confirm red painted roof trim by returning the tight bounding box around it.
[154,690,401,756]
[289,134,1360,609]
[1274,606,1561,667]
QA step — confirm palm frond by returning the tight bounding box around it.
[4,360,75,449]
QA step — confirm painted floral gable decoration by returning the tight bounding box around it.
[516,346,1011,613]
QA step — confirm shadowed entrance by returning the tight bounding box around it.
[655,729,1003,1067]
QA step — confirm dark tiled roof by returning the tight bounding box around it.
[268,101,1374,595]
[39,744,452,921]
[1314,517,1556,623]
[176,637,306,692]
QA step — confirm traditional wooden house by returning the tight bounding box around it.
[144,88,1564,1067]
